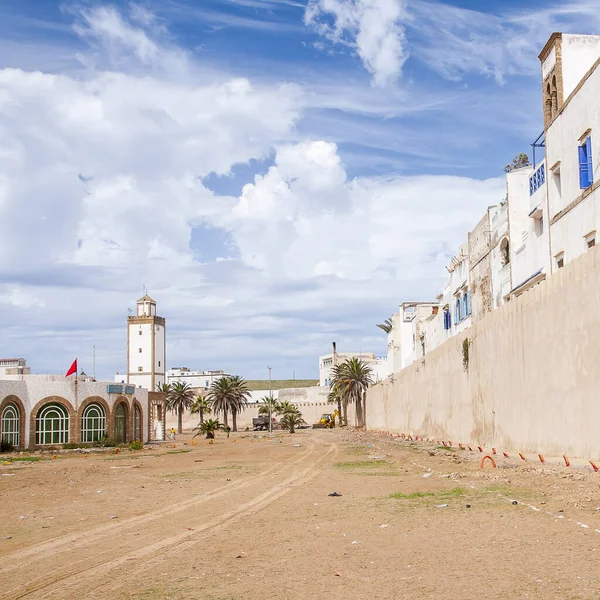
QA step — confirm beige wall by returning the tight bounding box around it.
[367,243,600,459]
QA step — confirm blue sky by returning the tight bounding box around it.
[0,0,598,380]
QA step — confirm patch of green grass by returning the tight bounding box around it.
[166,449,192,454]
[334,460,388,470]
[359,471,403,477]
[436,446,457,452]
[2,456,44,462]
[390,487,466,500]
[212,465,244,470]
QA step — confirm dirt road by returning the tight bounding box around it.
[2,430,600,599]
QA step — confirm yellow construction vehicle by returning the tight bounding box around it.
[313,409,339,429]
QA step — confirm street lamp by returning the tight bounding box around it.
[268,366,272,434]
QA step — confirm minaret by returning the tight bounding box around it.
[127,294,166,390]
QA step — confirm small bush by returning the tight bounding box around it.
[0,440,15,453]
[63,443,90,450]
[96,436,116,447]
[129,439,144,451]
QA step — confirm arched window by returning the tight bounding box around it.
[36,403,69,445]
[1,403,20,447]
[114,403,127,444]
[81,404,106,443]
[134,405,142,442]
[500,237,510,266]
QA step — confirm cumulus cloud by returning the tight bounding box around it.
[304,0,408,87]
[0,3,505,378]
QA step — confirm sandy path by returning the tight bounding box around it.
[3,429,600,599]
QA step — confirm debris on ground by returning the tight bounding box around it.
[512,501,518,505]
[108,515,118,519]
[435,504,449,508]
[378,524,389,528]
[328,492,342,497]
[423,473,432,478]
[466,504,471,508]
[352,540,360,544]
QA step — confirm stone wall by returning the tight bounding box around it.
[366,243,600,459]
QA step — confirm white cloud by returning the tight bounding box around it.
[0,3,507,378]
[304,0,408,87]
[229,140,505,280]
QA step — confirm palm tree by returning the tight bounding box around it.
[166,381,195,434]
[331,358,373,428]
[156,382,171,393]
[229,376,252,432]
[258,396,279,417]
[274,400,295,417]
[206,377,238,430]
[376,317,394,334]
[279,405,305,434]
[327,383,344,427]
[193,418,223,440]
[190,395,211,425]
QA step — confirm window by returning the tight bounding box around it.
[585,231,596,249]
[138,348,142,353]
[578,136,593,189]
[205,380,209,387]
[443,309,451,330]
[81,404,106,443]
[158,360,161,367]
[454,299,460,324]
[138,330,142,336]
[36,403,69,445]
[555,252,565,269]
[1,403,20,447]
[138,366,143,372]
[466,291,472,316]
[535,216,544,236]
[133,406,142,442]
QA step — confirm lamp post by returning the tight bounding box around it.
[268,366,272,433]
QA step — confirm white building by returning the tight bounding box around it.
[122,295,166,391]
[0,358,30,378]
[319,352,388,387]
[166,368,230,390]
[540,33,600,272]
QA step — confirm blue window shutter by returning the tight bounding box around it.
[579,144,590,188]
[455,301,459,324]
[466,291,472,316]
[587,137,593,184]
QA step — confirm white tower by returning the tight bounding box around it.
[127,294,166,390]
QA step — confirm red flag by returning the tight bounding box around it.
[65,359,77,378]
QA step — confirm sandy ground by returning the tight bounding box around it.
[2,430,600,599]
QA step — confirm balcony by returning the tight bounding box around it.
[529,163,545,196]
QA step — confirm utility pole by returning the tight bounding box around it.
[268,366,272,434]
[93,345,96,381]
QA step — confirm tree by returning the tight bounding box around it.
[166,382,196,434]
[190,395,211,425]
[229,375,252,432]
[503,153,530,173]
[156,383,171,393]
[279,405,306,434]
[206,377,235,429]
[274,400,295,416]
[376,317,394,334]
[331,358,373,428]
[193,418,224,440]
[258,396,279,417]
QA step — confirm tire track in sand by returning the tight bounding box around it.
[0,440,315,578]
[7,439,337,600]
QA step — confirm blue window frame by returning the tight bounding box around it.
[455,299,460,324]
[443,309,451,330]
[466,291,472,316]
[579,136,593,189]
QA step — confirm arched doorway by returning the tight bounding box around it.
[36,403,69,445]
[1,403,20,447]
[114,403,127,444]
[81,404,106,443]
[133,405,142,442]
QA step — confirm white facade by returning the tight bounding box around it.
[0,358,30,379]
[542,34,600,272]
[319,352,388,387]
[166,368,230,390]
[124,295,166,391]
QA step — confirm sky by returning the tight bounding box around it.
[0,0,599,381]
